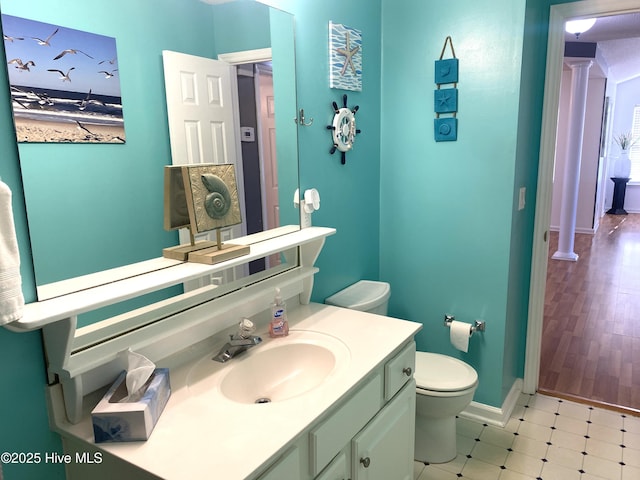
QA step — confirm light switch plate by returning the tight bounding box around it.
[518,187,526,210]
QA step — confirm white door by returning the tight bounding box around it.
[255,64,280,268]
[256,65,279,232]
[162,50,247,288]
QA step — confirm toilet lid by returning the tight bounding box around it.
[414,352,478,392]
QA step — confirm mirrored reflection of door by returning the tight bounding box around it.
[255,63,280,268]
[162,50,247,290]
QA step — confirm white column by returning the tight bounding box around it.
[552,59,593,262]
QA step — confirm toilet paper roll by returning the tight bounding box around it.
[450,320,472,353]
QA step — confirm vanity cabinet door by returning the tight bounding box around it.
[309,374,382,476]
[256,447,300,480]
[351,380,415,480]
[315,452,349,480]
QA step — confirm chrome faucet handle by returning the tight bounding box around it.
[235,318,256,339]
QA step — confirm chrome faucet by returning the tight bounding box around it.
[213,319,262,363]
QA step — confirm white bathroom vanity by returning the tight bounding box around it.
[10,227,421,479]
[52,304,419,480]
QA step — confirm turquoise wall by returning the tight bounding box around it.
[0,0,582,477]
[0,25,56,480]
[213,2,270,53]
[262,0,382,303]
[379,0,526,407]
[270,7,302,228]
[505,0,554,404]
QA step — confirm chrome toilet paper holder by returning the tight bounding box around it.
[444,314,485,334]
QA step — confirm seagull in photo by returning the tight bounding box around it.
[7,58,36,71]
[12,98,31,109]
[75,89,92,110]
[10,86,53,106]
[75,120,95,135]
[98,57,117,65]
[98,69,118,78]
[32,91,54,106]
[3,34,24,42]
[75,89,105,110]
[53,48,94,60]
[48,67,75,82]
[31,27,58,46]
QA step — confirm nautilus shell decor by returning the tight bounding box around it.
[182,163,242,234]
[202,173,232,219]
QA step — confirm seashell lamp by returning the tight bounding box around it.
[162,163,249,264]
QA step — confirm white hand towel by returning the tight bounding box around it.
[0,180,24,325]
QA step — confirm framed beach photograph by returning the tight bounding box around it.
[1,14,125,143]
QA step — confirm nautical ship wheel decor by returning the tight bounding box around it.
[327,94,361,164]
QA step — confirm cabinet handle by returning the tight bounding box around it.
[360,456,371,468]
[402,367,412,376]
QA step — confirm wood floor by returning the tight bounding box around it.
[539,213,640,414]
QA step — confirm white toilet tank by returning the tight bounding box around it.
[324,280,391,315]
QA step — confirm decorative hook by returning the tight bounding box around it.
[294,108,313,126]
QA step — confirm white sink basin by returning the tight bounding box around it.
[187,330,350,404]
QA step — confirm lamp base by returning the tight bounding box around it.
[187,243,250,265]
[162,241,219,261]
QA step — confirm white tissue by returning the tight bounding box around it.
[450,320,472,353]
[122,349,155,403]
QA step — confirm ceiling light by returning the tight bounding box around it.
[565,18,596,39]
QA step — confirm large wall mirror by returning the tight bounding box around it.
[0,0,300,317]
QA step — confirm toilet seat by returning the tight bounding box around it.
[414,352,478,393]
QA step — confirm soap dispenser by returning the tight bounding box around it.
[269,288,289,338]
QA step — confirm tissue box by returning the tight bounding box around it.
[91,368,171,443]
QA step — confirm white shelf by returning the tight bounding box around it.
[7,226,335,332]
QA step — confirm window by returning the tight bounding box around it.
[630,105,640,181]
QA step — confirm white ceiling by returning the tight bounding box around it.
[564,13,640,83]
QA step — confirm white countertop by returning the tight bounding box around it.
[50,303,421,480]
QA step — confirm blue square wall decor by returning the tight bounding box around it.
[434,58,458,85]
[434,88,458,114]
[434,117,457,142]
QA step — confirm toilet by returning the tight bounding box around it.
[325,280,479,464]
[413,351,477,463]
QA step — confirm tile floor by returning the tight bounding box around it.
[413,393,640,480]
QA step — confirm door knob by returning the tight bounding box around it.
[360,456,371,468]
[403,367,412,376]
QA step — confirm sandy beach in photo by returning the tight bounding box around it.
[14,117,126,143]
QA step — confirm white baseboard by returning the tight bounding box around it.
[459,378,523,427]
[549,225,596,235]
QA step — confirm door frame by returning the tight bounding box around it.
[218,47,274,230]
[524,0,640,394]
